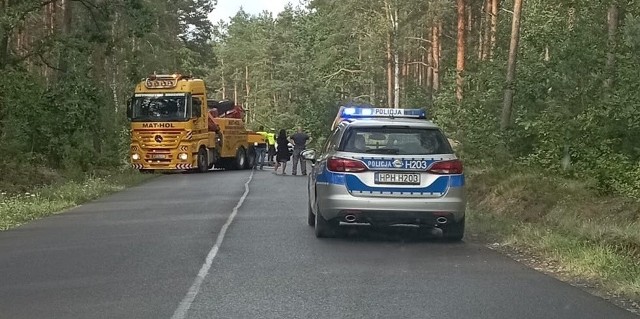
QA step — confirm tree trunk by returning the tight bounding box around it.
[467,2,472,45]
[111,12,119,114]
[233,68,238,105]
[370,81,376,105]
[426,45,433,92]
[0,0,9,69]
[431,23,440,92]
[456,0,466,102]
[393,51,400,108]
[62,0,72,34]
[414,52,419,85]
[245,65,250,99]
[501,0,524,130]
[270,66,276,106]
[478,0,486,61]
[221,58,226,99]
[245,65,251,119]
[57,0,73,75]
[419,47,425,87]
[48,2,55,34]
[489,0,498,60]
[438,22,442,63]
[383,0,398,108]
[605,3,619,88]
[386,31,394,107]
[481,0,491,60]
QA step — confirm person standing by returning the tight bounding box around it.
[266,129,276,166]
[255,126,268,170]
[274,129,291,175]
[289,126,313,176]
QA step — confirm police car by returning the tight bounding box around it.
[305,107,465,240]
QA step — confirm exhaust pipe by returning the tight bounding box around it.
[344,214,357,223]
[436,217,448,225]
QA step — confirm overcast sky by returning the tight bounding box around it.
[208,0,291,23]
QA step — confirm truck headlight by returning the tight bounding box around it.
[132,154,140,160]
[179,153,188,161]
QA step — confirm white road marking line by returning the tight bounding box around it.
[171,170,255,319]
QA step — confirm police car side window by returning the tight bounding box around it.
[322,130,337,154]
[324,128,342,154]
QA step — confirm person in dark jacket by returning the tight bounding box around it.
[274,129,291,175]
[289,126,313,175]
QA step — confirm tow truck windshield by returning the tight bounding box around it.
[130,93,190,122]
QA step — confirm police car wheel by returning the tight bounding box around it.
[307,202,315,227]
[442,217,465,241]
[315,211,337,238]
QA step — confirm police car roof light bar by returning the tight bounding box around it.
[340,107,427,119]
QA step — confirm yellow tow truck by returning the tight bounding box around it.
[126,73,263,172]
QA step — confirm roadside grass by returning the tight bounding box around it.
[467,168,640,299]
[0,171,153,231]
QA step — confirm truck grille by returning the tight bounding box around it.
[134,130,184,148]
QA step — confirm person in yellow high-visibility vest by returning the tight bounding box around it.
[265,130,277,166]
[257,127,276,167]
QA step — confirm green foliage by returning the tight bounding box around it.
[0,0,215,189]
[0,171,153,230]
[3,0,640,199]
[430,0,640,198]
[468,167,640,298]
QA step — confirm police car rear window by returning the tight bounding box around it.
[339,127,453,155]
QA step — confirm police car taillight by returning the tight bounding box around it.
[327,157,368,173]
[427,160,463,174]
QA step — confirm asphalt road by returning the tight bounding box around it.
[0,166,636,319]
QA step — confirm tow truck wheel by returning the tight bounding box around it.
[245,145,256,169]
[234,147,246,170]
[197,148,208,173]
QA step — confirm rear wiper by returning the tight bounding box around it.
[365,148,400,155]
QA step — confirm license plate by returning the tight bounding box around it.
[151,154,167,159]
[374,173,421,185]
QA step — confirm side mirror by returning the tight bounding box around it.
[301,149,316,163]
[126,98,133,120]
[192,98,202,118]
